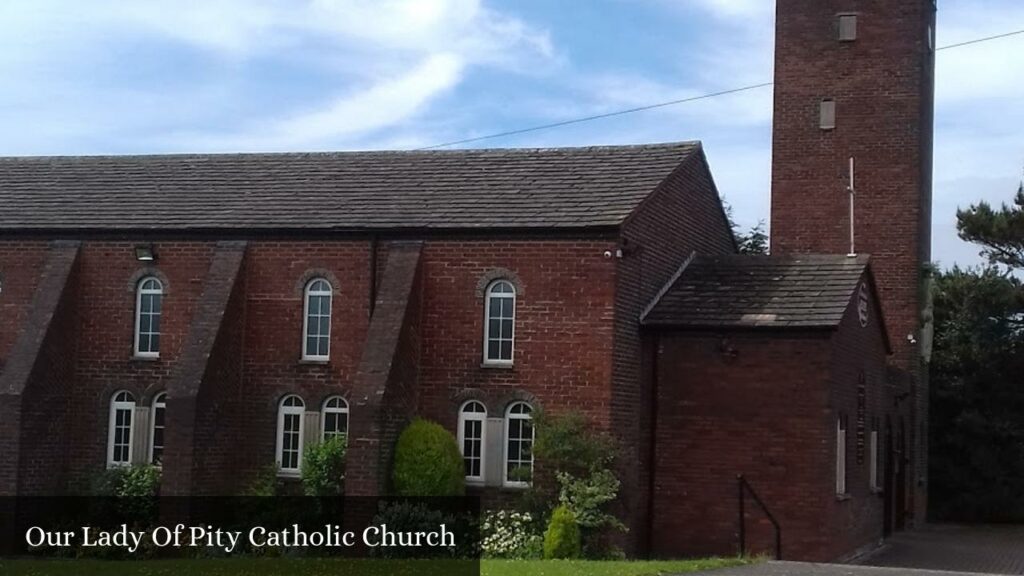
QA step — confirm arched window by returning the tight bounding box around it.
[277,395,305,475]
[150,392,166,466]
[303,278,332,361]
[483,280,515,365]
[134,277,163,357]
[503,401,533,487]
[107,391,136,467]
[458,401,487,483]
[322,396,348,441]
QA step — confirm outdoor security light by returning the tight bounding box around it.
[134,244,156,262]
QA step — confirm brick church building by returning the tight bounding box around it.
[0,0,934,562]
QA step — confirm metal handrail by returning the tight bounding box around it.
[737,474,782,560]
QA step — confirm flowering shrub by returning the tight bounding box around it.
[480,509,543,559]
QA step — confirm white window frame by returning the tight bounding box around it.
[149,392,166,466]
[276,395,306,476]
[869,425,880,491]
[321,396,349,441]
[483,280,516,366]
[457,401,487,484]
[107,391,136,468]
[302,278,332,361]
[503,401,534,488]
[134,277,163,358]
[836,415,848,495]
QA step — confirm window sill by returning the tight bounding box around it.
[277,471,302,479]
[836,493,852,502]
[481,362,514,370]
[501,482,531,491]
[131,354,160,362]
[299,358,330,366]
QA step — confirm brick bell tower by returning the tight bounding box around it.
[770,0,937,526]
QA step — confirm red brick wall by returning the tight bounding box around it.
[1,236,630,495]
[617,148,736,552]
[650,274,894,562]
[229,240,373,491]
[771,0,936,521]
[416,237,619,431]
[66,242,215,490]
[650,331,833,561]
[0,210,734,511]
[821,276,892,560]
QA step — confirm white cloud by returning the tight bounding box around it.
[0,0,553,152]
[169,53,464,151]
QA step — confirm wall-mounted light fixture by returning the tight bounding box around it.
[134,244,157,262]
[718,337,739,359]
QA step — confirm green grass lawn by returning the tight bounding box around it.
[0,557,753,576]
[482,558,752,576]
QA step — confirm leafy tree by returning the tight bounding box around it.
[532,410,615,476]
[931,182,1024,521]
[929,265,1024,521]
[531,411,624,557]
[736,222,769,255]
[957,184,1024,270]
[722,198,769,255]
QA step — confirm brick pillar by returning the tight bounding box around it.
[346,242,423,496]
[0,396,23,496]
[0,241,80,496]
[163,241,247,496]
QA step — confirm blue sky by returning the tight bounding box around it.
[1,0,1022,268]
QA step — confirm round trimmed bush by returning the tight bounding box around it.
[543,505,582,559]
[392,418,465,496]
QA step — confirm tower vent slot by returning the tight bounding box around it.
[838,14,858,42]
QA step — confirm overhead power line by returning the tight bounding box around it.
[416,27,1024,151]
[936,28,1024,51]
[415,83,774,150]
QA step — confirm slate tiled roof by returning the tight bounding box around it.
[642,254,872,329]
[0,142,700,232]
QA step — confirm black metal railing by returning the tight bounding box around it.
[737,474,782,560]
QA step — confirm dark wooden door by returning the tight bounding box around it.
[883,418,894,537]
[895,419,908,531]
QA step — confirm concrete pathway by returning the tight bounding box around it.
[861,524,1024,575]
[689,562,1002,576]
[686,524,1024,576]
